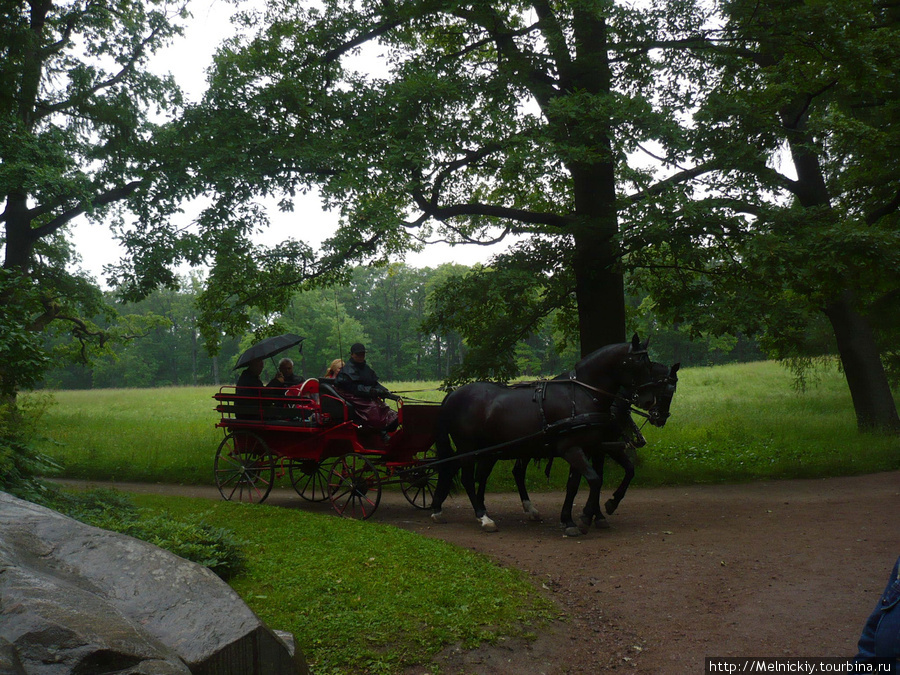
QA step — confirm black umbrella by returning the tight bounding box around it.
[233,334,305,370]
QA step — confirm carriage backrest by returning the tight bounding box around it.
[317,379,351,422]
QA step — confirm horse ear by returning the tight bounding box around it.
[641,336,650,352]
[671,363,680,374]
[631,333,641,351]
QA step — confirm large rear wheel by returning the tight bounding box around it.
[329,453,382,519]
[214,431,275,503]
[288,459,333,502]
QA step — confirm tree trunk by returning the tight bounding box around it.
[780,100,898,434]
[573,227,626,354]
[825,291,900,433]
[567,11,625,356]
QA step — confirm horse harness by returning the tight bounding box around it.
[527,374,621,443]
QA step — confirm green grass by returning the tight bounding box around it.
[30,361,900,488]
[127,493,554,675]
[635,361,900,485]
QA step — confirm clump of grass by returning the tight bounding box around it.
[131,494,554,674]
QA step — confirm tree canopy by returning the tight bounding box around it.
[117,0,727,360]
[0,0,189,395]
[627,0,900,431]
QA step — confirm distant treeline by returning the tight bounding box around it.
[39,264,764,390]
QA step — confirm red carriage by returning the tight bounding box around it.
[213,337,439,519]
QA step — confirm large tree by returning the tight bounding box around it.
[629,0,900,432]
[0,0,187,396]
[123,0,715,368]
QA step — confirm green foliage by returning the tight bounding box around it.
[1,0,191,397]
[624,0,900,430]
[130,0,725,361]
[423,240,577,384]
[0,394,62,502]
[130,494,553,674]
[0,270,51,395]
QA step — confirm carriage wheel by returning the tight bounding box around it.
[400,452,438,510]
[288,459,333,502]
[214,432,276,504]
[329,453,382,520]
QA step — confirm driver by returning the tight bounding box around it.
[334,343,400,440]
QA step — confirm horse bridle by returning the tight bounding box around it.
[629,372,678,424]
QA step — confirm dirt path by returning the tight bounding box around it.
[63,472,899,674]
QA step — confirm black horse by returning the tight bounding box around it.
[430,335,655,531]
[511,361,679,536]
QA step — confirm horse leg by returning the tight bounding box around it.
[430,423,456,524]
[472,458,498,532]
[560,467,584,537]
[512,458,541,522]
[430,462,455,524]
[603,445,635,515]
[579,454,610,530]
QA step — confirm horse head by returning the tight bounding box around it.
[574,333,653,395]
[631,362,679,427]
[618,333,654,389]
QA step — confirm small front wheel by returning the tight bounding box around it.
[288,459,333,502]
[329,453,382,519]
[400,453,438,510]
[214,431,275,503]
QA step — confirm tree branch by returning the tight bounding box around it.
[626,162,717,204]
[29,180,144,242]
[866,186,900,225]
[412,190,572,229]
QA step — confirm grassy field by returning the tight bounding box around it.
[31,361,900,489]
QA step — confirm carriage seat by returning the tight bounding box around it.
[214,388,314,424]
[285,378,351,425]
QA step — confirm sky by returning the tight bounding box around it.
[72,0,505,286]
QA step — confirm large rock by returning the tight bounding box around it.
[0,492,309,674]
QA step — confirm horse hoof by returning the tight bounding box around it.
[479,515,498,533]
[521,500,542,522]
[605,499,618,515]
[576,514,592,534]
[594,516,611,530]
[564,526,583,537]
[431,512,447,524]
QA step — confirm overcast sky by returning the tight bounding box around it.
[73,0,504,286]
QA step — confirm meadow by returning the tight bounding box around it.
[31,360,900,489]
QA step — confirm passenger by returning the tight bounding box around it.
[235,358,264,419]
[334,343,399,439]
[236,358,264,394]
[323,358,344,379]
[267,357,302,388]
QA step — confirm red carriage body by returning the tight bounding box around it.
[213,378,439,519]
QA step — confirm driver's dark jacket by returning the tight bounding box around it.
[335,359,388,399]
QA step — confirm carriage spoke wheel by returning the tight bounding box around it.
[329,453,382,520]
[400,450,438,510]
[288,459,333,502]
[214,432,275,504]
